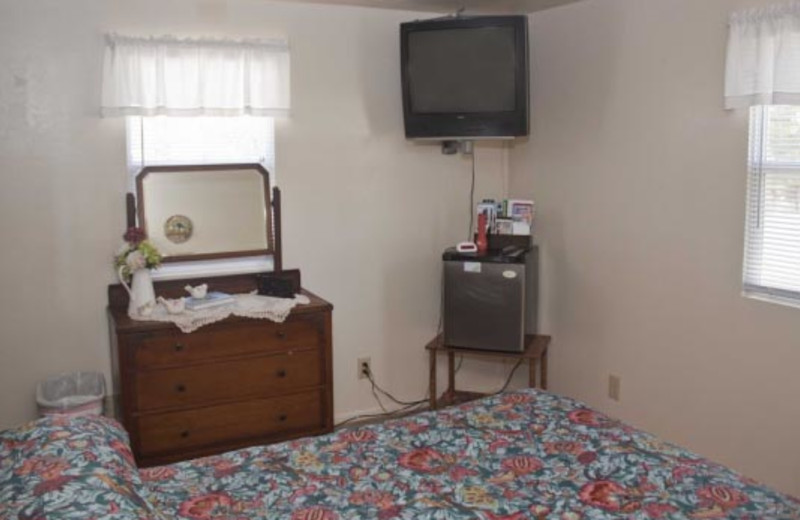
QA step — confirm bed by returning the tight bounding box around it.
[2,389,798,519]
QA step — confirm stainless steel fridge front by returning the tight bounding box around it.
[443,260,526,352]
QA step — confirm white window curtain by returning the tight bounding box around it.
[102,34,290,117]
[725,2,800,109]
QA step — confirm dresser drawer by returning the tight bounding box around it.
[131,318,320,370]
[136,391,323,456]
[134,349,321,411]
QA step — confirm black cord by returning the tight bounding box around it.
[493,358,525,395]
[369,375,389,413]
[334,358,523,429]
[467,147,476,241]
[332,366,431,428]
[454,355,464,375]
[334,401,427,428]
[366,370,428,407]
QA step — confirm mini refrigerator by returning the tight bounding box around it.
[442,246,538,352]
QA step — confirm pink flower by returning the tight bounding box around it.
[578,480,626,511]
[543,441,583,455]
[291,507,338,520]
[577,451,597,464]
[398,448,448,474]
[567,409,610,427]
[140,466,177,482]
[672,465,695,482]
[697,485,749,510]
[341,430,376,443]
[178,493,232,519]
[212,459,240,478]
[502,393,534,404]
[449,465,479,481]
[501,455,543,476]
[349,467,368,481]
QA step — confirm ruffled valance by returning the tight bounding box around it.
[102,34,290,117]
[726,2,800,109]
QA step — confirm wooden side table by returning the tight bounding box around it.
[425,333,551,410]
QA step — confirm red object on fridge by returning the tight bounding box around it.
[476,213,488,253]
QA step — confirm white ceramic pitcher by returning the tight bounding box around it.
[118,266,156,317]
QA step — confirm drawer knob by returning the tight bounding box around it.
[276,330,286,339]
[278,414,288,422]
[276,369,287,378]
[175,384,186,393]
[180,430,190,438]
[174,343,185,352]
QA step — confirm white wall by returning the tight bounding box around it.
[0,0,509,428]
[510,0,800,496]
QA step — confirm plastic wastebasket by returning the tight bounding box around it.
[36,371,106,417]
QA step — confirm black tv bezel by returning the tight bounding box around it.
[400,15,529,140]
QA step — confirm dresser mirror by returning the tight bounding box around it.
[136,164,273,262]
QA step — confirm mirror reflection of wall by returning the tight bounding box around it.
[140,167,270,260]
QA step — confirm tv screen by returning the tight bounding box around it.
[401,16,529,139]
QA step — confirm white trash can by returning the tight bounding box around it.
[36,371,106,418]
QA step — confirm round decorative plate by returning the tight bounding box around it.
[164,215,193,244]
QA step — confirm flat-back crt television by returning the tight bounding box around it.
[401,15,529,139]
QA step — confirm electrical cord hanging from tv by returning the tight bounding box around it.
[335,144,511,429]
[467,145,476,241]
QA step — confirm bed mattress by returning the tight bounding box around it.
[2,389,799,519]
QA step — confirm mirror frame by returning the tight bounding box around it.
[136,163,274,263]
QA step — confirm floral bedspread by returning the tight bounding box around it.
[140,389,800,519]
[0,414,163,520]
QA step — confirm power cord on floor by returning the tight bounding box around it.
[334,365,430,429]
[366,367,428,407]
[334,354,524,429]
[334,401,428,428]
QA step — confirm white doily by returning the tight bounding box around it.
[131,293,311,333]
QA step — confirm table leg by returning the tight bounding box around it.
[529,358,538,389]
[429,349,437,410]
[447,352,456,396]
[541,349,548,390]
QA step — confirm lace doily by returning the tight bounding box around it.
[132,293,311,333]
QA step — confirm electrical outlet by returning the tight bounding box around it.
[608,375,621,401]
[357,357,371,380]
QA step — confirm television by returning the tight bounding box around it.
[400,15,529,140]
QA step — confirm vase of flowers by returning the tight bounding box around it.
[115,228,162,318]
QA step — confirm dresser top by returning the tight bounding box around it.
[109,288,331,334]
[108,271,332,334]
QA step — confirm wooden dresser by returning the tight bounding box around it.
[107,273,333,467]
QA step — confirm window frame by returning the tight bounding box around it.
[742,105,800,307]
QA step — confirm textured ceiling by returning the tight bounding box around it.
[270,0,581,14]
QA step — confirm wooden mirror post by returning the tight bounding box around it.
[272,186,282,272]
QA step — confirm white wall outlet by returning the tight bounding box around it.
[357,357,371,380]
[608,374,621,401]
